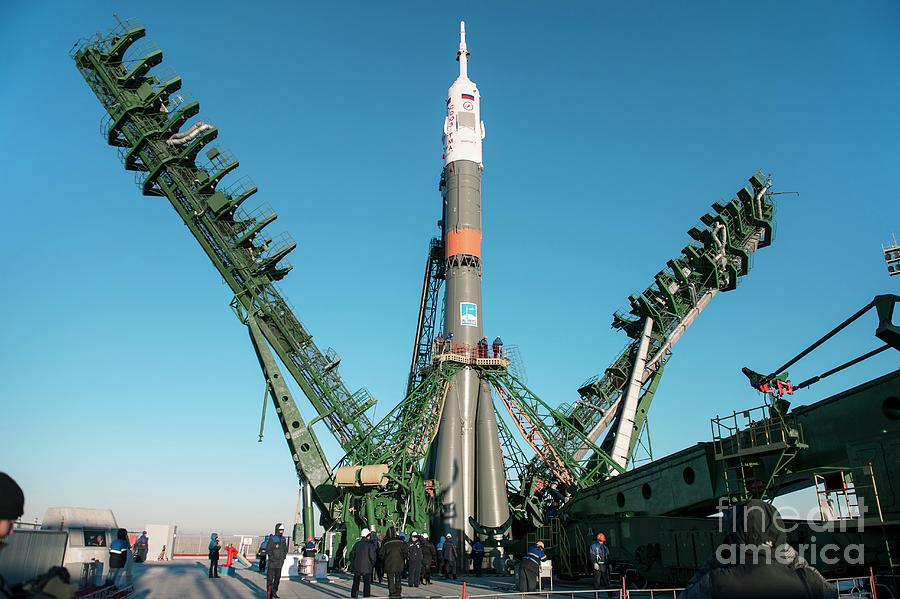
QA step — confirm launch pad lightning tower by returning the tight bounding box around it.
[428,22,510,543]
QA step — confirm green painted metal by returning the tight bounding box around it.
[71,21,380,537]
[246,315,336,526]
[624,361,666,460]
[486,370,624,482]
[540,173,777,490]
[334,361,464,553]
[406,238,445,396]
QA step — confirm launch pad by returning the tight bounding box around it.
[69,16,900,590]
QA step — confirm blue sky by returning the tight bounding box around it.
[1,1,897,534]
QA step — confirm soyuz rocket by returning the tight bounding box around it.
[428,22,510,546]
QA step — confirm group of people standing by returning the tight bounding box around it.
[349,527,463,598]
[434,333,504,359]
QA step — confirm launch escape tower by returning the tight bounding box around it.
[73,19,778,559]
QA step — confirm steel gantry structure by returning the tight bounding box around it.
[71,21,385,547]
[73,19,780,557]
[504,173,778,511]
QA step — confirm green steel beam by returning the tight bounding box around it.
[72,22,378,463]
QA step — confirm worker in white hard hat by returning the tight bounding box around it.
[407,532,423,588]
[420,533,436,584]
[442,533,458,579]
[350,528,376,597]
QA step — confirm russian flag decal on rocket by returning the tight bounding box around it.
[461,93,475,100]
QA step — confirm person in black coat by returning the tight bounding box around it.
[419,533,436,585]
[442,534,458,579]
[370,528,384,584]
[350,529,377,598]
[406,533,423,588]
[265,523,289,598]
[681,500,837,599]
[379,527,409,598]
[208,533,221,578]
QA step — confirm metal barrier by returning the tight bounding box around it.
[827,575,877,598]
[465,589,684,599]
[173,533,263,557]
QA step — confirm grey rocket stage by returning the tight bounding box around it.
[426,22,510,548]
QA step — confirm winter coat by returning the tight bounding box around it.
[208,534,220,560]
[407,541,423,565]
[108,529,130,569]
[379,536,409,573]
[522,544,546,573]
[681,500,837,599]
[266,525,289,568]
[421,541,437,566]
[442,540,458,563]
[350,538,377,574]
[471,540,485,558]
[589,541,609,565]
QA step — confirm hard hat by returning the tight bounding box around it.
[422,533,429,539]
[446,533,452,538]
[536,541,545,548]
[360,528,371,538]
[411,531,418,536]
[597,533,606,542]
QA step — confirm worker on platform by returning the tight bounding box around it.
[435,332,445,354]
[379,527,409,598]
[442,533,459,579]
[407,532,423,588]
[305,536,316,557]
[420,533,436,585]
[518,540,546,592]
[477,337,489,358]
[350,528,376,598]
[208,533,221,578]
[589,532,610,590]
[492,336,503,358]
[471,536,486,577]
[265,523,289,598]
[680,500,837,599]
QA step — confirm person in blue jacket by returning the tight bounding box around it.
[208,533,221,579]
[518,541,546,592]
[106,528,131,586]
[471,537,486,577]
[589,532,610,590]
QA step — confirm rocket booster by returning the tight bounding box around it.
[430,22,508,549]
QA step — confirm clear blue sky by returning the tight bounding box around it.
[1,1,897,534]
